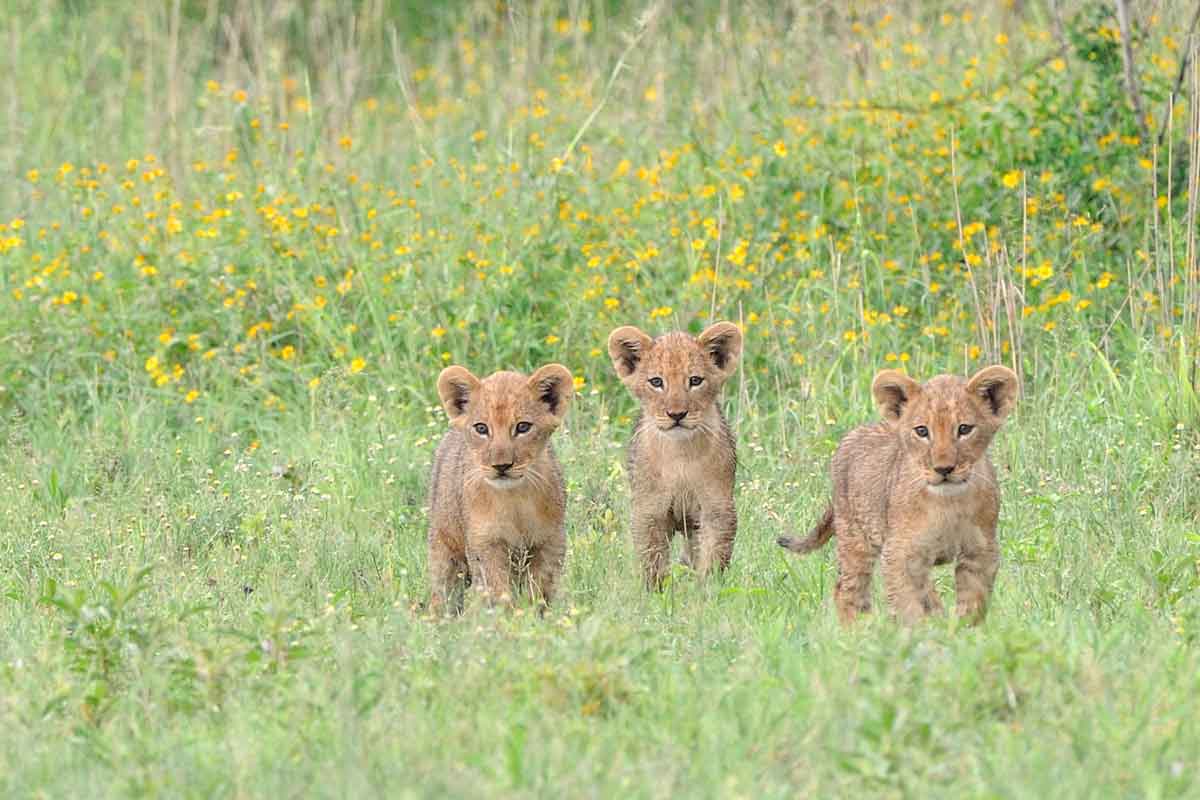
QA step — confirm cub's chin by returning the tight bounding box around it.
[485,475,524,490]
[925,480,969,497]
[657,425,696,440]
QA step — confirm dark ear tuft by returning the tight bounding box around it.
[966,365,1019,421]
[696,322,743,377]
[607,326,653,378]
[436,366,480,422]
[871,370,921,424]
[528,364,574,422]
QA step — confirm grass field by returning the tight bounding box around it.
[2,1,1200,796]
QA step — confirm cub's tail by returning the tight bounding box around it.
[777,505,834,555]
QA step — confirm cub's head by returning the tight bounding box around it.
[437,364,574,489]
[607,321,742,439]
[872,365,1019,495]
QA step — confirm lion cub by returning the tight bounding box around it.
[779,365,1019,625]
[608,322,743,589]
[426,363,574,613]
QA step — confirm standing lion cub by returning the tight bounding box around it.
[608,322,743,589]
[779,365,1019,625]
[426,364,574,613]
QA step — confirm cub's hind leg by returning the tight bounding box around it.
[833,521,876,624]
[923,585,946,616]
[676,513,699,569]
[881,538,937,624]
[696,500,736,577]
[527,538,566,608]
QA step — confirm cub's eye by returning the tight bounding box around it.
[473,423,489,436]
[648,377,664,389]
[914,425,930,439]
[514,421,532,435]
[688,376,704,387]
[957,423,975,437]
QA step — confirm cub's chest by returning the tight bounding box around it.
[637,443,728,525]
[654,454,711,491]
[636,435,723,489]
[914,507,992,564]
[467,488,561,546]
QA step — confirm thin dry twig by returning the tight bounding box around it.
[1187,49,1200,362]
[558,5,656,168]
[1114,0,1150,140]
[949,128,988,360]
[1158,1,1200,146]
[388,25,434,163]
[710,193,724,322]
[1187,66,1200,296]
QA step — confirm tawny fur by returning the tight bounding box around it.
[427,364,574,613]
[779,365,1019,625]
[608,322,742,589]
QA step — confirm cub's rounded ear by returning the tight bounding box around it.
[697,321,743,378]
[437,366,480,424]
[528,363,574,423]
[967,365,1019,421]
[872,369,921,425]
[608,326,653,379]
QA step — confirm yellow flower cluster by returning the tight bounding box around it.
[1,6,1191,416]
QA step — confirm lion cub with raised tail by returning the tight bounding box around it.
[779,365,1019,625]
[608,322,743,589]
[427,364,574,613]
